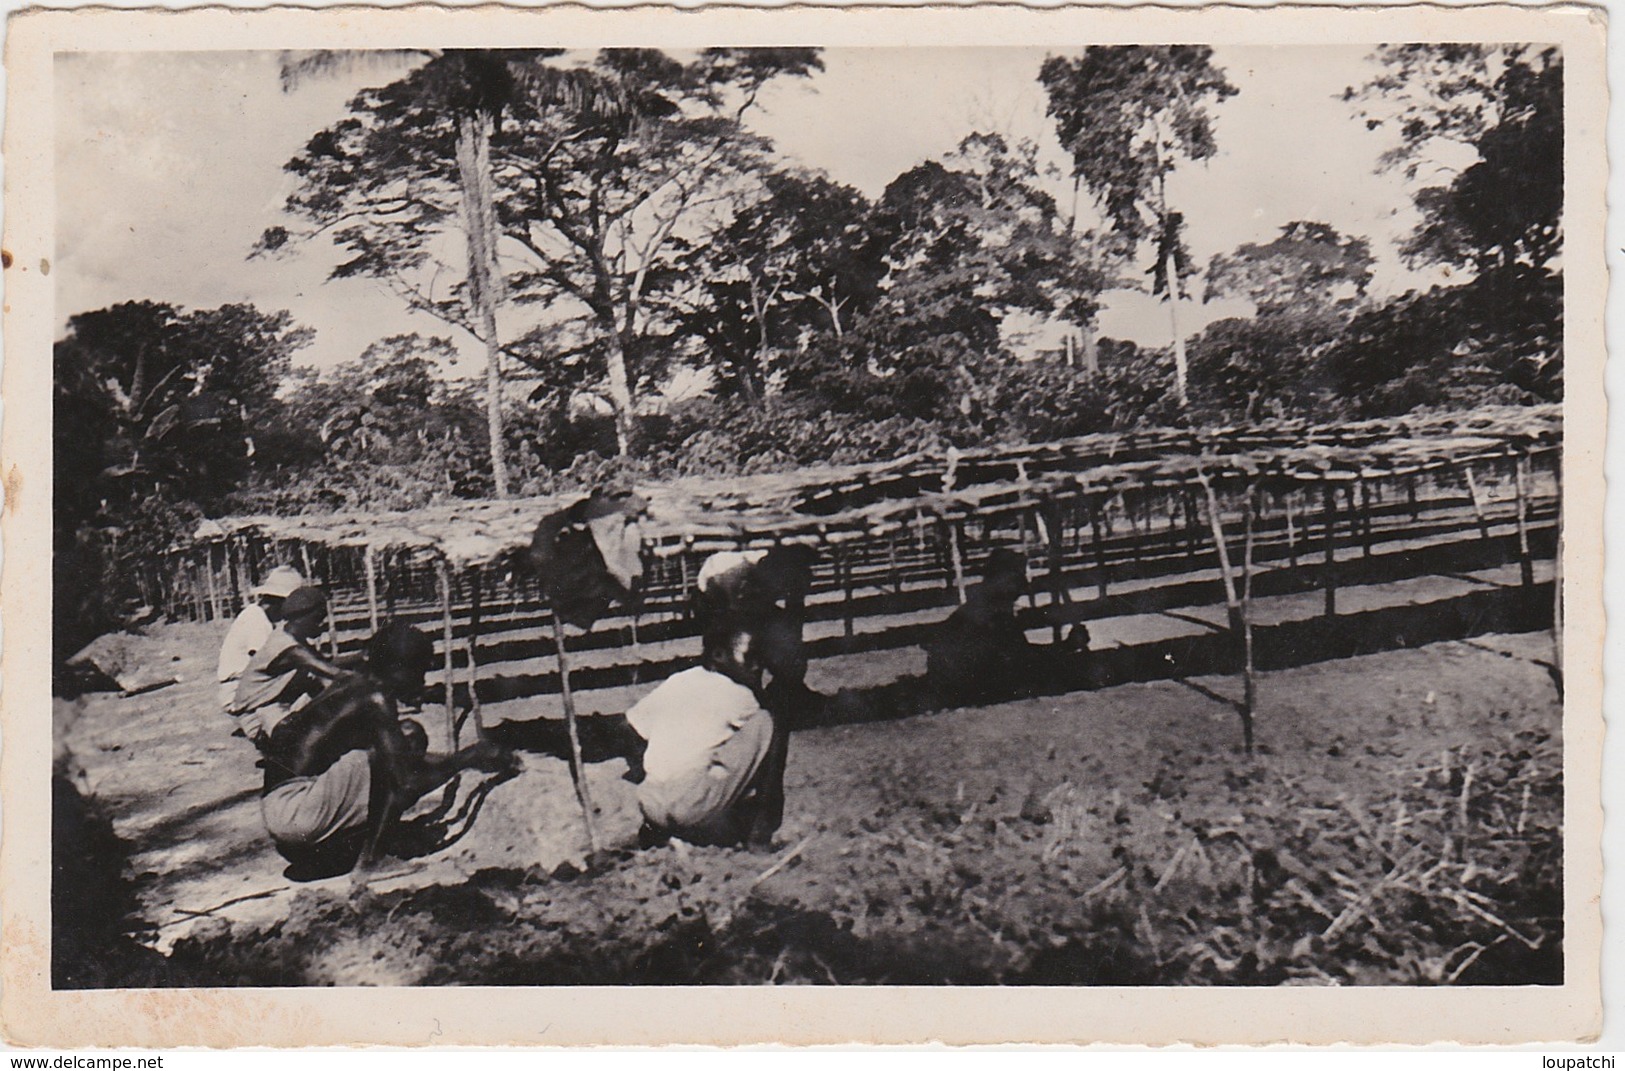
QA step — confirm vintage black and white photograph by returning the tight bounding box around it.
[6,0,1605,1047]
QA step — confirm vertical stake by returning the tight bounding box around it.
[438,558,457,748]
[1284,489,1298,570]
[364,546,381,633]
[1322,481,1338,618]
[467,565,484,729]
[1358,475,1374,559]
[551,607,601,855]
[1551,456,1564,698]
[1514,451,1534,589]
[948,520,968,605]
[1462,464,1491,541]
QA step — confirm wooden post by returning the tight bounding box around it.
[1406,473,1420,521]
[1284,489,1298,569]
[1042,498,1069,643]
[1239,485,1259,754]
[299,542,315,584]
[204,545,222,622]
[1552,459,1564,698]
[1322,482,1338,617]
[1357,475,1374,559]
[948,520,968,605]
[364,546,381,633]
[467,565,483,728]
[437,558,457,749]
[1020,510,1039,611]
[888,533,903,595]
[1087,494,1109,600]
[1462,464,1491,541]
[839,546,856,646]
[551,608,601,855]
[1514,451,1534,589]
[1197,473,1253,754]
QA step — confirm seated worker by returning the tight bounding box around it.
[229,585,345,746]
[216,565,303,711]
[258,622,516,879]
[925,548,1040,707]
[626,627,786,852]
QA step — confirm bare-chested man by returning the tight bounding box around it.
[257,622,516,879]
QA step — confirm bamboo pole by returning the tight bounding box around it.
[839,547,856,646]
[1322,482,1337,618]
[1357,475,1374,559]
[364,547,381,633]
[467,565,483,729]
[1240,486,1259,752]
[1513,451,1534,589]
[438,558,457,749]
[1196,473,1253,753]
[551,608,601,855]
[1462,464,1491,541]
[1042,498,1069,643]
[204,545,222,622]
[948,520,968,605]
[1552,460,1564,699]
[1088,494,1109,600]
[1284,490,1298,570]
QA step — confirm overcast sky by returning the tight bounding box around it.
[54,45,1446,376]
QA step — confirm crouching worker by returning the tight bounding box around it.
[626,627,786,852]
[229,585,346,747]
[259,623,516,880]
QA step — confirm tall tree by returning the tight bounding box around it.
[678,169,883,402]
[1040,46,1238,407]
[1343,45,1563,404]
[1346,45,1562,278]
[268,49,649,493]
[496,48,822,453]
[54,302,312,656]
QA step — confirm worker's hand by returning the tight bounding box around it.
[468,738,519,775]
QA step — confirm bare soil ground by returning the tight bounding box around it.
[54,611,1561,987]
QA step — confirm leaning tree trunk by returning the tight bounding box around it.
[455,109,511,498]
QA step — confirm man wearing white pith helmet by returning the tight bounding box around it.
[216,565,305,712]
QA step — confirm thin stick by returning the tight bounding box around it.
[1552,461,1564,698]
[1088,494,1109,600]
[749,835,816,889]
[438,558,457,748]
[204,544,222,621]
[467,565,483,730]
[1284,491,1298,569]
[551,608,601,855]
[1198,473,1253,753]
[948,520,968,605]
[1322,481,1338,617]
[1043,498,1069,642]
[1357,475,1373,559]
[1240,485,1258,751]
[840,547,856,645]
[364,546,381,633]
[1513,451,1534,588]
[1462,464,1491,541]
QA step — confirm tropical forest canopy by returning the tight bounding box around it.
[54,44,1563,653]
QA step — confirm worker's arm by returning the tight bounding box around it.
[265,641,347,682]
[356,714,516,870]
